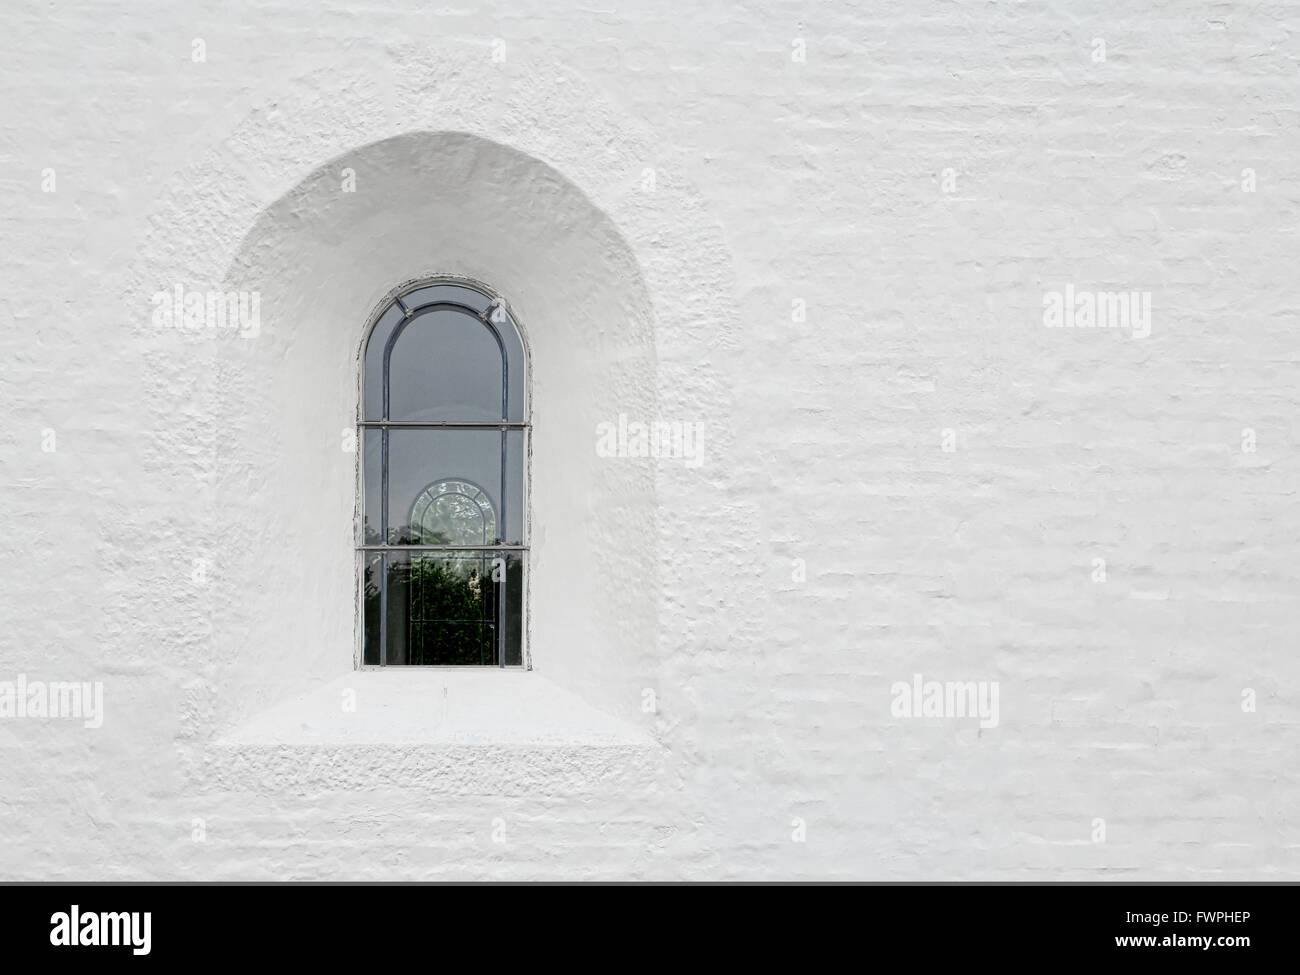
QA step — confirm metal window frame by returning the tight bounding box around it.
[357,277,529,669]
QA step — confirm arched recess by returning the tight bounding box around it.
[210,132,659,723]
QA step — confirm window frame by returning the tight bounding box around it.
[356,277,530,669]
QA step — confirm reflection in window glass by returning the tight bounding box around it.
[388,308,505,422]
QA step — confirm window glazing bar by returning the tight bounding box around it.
[359,544,527,552]
[358,420,527,429]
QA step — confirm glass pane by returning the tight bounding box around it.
[383,550,501,665]
[502,552,524,666]
[389,308,504,422]
[504,430,525,545]
[386,429,523,546]
[362,553,382,665]
[362,429,383,544]
[363,303,404,420]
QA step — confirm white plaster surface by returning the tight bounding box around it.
[218,672,656,748]
[0,2,1297,880]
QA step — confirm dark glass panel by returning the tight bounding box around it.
[363,303,404,421]
[502,552,524,666]
[362,429,384,544]
[363,552,382,665]
[383,550,499,666]
[388,308,504,422]
[386,429,523,546]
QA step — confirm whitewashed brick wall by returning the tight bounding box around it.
[0,1,1296,880]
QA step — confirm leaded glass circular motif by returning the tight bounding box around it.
[409,478,498,546]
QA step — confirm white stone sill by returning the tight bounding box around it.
[216,670,656,749]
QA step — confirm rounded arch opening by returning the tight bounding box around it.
[211,131,659,723]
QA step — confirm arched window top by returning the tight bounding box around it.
[362,281,527,424]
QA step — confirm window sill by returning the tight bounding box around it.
[216,670,656,749]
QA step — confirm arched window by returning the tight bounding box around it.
[359,281,527,666]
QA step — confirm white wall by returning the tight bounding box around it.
[0,1,1297,880]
